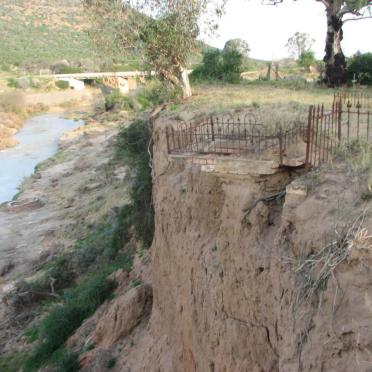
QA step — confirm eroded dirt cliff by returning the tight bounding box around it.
[74,114,372,372]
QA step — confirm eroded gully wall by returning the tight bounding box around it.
[145,118,372,372]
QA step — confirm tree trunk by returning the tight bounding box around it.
[159,66,192,99]
[323,8,347,86]
[179,66,192,98]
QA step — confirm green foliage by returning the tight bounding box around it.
[6,77,19,88]
[191,47,243,83]
[24,326,39,344]
[104,81,180,113]
[8,204,133,312]
[58,66,83,74]
[138,80,181,107]
[298,51,316,69]
[347,52,372,85]
[23,271,116,371]
[115,119,154,247]
[105,90,138,111]
[0,352,28,372]
[55,80,70,90]
[84,0,226,95]
[221,49,244,83]
[71,207,133,271]
[51,349,79,372]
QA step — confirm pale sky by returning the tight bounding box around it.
[207,0,372,61]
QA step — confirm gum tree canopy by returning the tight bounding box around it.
[266,0,372,86]
[84,0,226,98]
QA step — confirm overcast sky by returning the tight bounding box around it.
[206,0,372,61]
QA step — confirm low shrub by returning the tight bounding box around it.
[23,271,116,371]
[191,47,243,84]
[6,77,19,88]
[104,90,138,111]
[55,80,69,90]
[51,349,79,372]
[137,79,181,107]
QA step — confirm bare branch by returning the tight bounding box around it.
[343,14,372,23]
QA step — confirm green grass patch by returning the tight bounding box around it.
[0,352,28,372]
[55,80,69,90]
[23,269,117,371]
[51,348,80,372]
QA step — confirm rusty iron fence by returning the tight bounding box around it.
[305,102,341,169]
[166,94,372,171]
[305,99,372,169]
[166,112,306,163]
[334,91,372,109]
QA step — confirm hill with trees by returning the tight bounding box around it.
[0,0,93,67]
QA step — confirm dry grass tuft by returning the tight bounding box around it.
[285,212,370,313]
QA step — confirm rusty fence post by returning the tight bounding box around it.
[337,100,342,143]
[166,127,170,153]
[210,116,215,142]
[278,127,283,166]
[305,105,313,171]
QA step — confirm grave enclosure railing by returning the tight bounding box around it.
[166,92,372,171]
[166,112,306,164]
[306,95,371,169]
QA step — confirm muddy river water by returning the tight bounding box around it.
[0,113,83,204]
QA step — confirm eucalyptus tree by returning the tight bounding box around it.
[83,0,226,98]
[265,0,372,86]
[286,32,315,59]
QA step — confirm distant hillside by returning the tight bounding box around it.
[0,0,94,66]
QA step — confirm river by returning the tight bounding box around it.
[0,113,83,204]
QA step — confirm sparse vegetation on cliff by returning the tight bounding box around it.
[115,118,154,248]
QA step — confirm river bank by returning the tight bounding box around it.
[0,109,129,278]
[0,113,84,204]
[0,87,102,150]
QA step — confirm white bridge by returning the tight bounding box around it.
[46,71,153,93]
